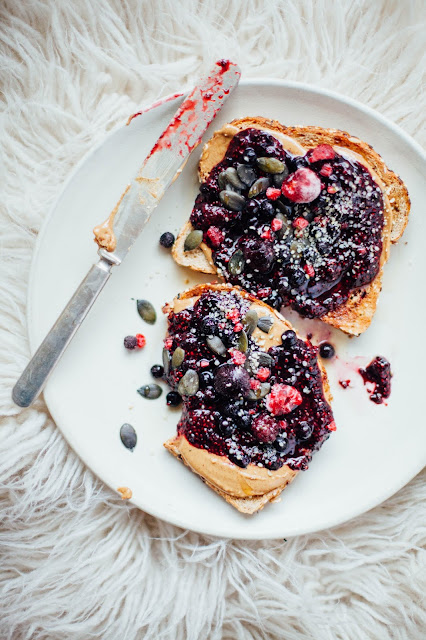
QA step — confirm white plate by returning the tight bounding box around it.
[28,80,426,539]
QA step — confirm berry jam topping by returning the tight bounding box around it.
[359,356,392,404]
[190,129,384,318]
[164,289,335,470]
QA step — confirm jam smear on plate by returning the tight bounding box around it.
[190,128,384,318]
[359,356,392,404]
[164,289,335,471]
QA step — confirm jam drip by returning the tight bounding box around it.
[359,356,392,404]
[164,289,335,471]
[190,128,384,318]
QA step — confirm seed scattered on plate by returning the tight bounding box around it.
[137,299,156,324]
[137,383,163,399]
[120,423,137,451]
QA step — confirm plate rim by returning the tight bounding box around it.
[26,79,426,539]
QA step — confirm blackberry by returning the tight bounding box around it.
[124,335,137,350]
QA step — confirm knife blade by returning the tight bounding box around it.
[13,60,241,407]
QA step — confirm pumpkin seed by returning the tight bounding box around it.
[224,167,246,190]
[236,164,257,186]
[228,249,245,276]
[248,177,270,198]
[137,383,163,399]
[184,229,203,251]
[137,299,156,324]
[257,315,274,333]
[258,352,273,368]
[247,382,271,401]
[237,329,248,353]
[162,347,171,376]
[275,200,293,215]
[218,171,228,190]
[242,309,259,335]
[219,190,246,211]
[206,335,227,356]
[171,347,185,369]
[256,157,285,174]
[178,369,199,396]
[272,168,289,187]
[120,423,137,451]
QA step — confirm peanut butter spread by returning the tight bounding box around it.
[93,184,130,253]
[167,292,297,498]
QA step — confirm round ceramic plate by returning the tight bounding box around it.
[28,80,426,539]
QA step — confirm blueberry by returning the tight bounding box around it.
[237,413,252,430]
[289,266,306,287]
[228,449,250,468]
[199,370,214,388]
[214,364,251,398]
[124,335,137,350]
[243,237,275,273]
[223,401,240,418]
[281,330,297,346]
[319,342,335,359]
[260,200,275,219]
[274,433,289,452]
[200,315,218,335]
[243,147,257,164]
[219,418,237,437]
[150,364,164,378]
[159,232,175,248]
[166,391,182,407]
[297,421,314,440]
[245,199,259,214]
[277,245,291,264]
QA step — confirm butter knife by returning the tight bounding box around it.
[13,60,241,407]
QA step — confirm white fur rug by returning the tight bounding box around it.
[1,1,425,638]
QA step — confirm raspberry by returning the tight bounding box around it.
[226,308,240,322]
[327,186,337,194]
[199,359,210,368]
[304,264,315,277]
[257,287,271,298]
[206,225,224,248]
[229,349,246,366]
[164,337,173,350]
[256,367,271,382]
[271,218,283,232]
[136,334,146,348]
[266,383,303,416]
[327,420,337,431]
[293,217,309,230]
[266,187,281,200]
[282,168,322,204]
[233,322,243,333]
[251,414,281,443]
[308,144,336,163]
[260,227,273,241]
[320,163,333,177]
[250,378,261,390]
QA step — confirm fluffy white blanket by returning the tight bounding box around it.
[0,1,425,638]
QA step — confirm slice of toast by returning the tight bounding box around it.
[172,118,410,336]
[163,283,334,515]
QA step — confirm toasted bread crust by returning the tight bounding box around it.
[173,118,410,336]
[163,283,333,514]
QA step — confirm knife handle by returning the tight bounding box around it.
[12,259,113,407]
